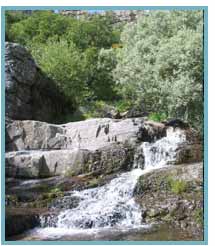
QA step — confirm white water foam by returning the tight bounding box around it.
[142,127,186,169]
[43,168,146,230]
[31,127,186,238]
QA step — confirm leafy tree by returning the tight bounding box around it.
[92,48,118,100]
[30,39,88,105]
[8,11,120,104]
[65,14,120,50]
[114,10,203,130]
[8,11,72,45]
[5,11,29,41]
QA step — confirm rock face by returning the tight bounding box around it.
[5,116,203,239]
[6,118,166,152]
[134,162,203,238]
[5,42,72,122]
[5,118,166,178]
[5,118,202,179]
[5,208,40,237]
[5,144,134,178]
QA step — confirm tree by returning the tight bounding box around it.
[5,11,29,41]
[8,11,72,45]
[65,14,120,50]
[8,11,121,104]
[114,10,203,130]
[31,39,88,105]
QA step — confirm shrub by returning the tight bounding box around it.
[194,208,203,226]
[47,187,64,199]
[148,112,167,122]
[114,99,134,113]
[114,10,203,131]
[30,39,88,105]
[8,11,72,45]
[5,11,29,41]
[167,177,188,194]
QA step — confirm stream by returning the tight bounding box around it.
[13,128,188,241]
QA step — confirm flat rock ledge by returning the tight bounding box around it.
[134,162,204,239]
[5,118,202,179]
[5,118,166,178]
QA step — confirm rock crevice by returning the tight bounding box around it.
[5,42,73,123]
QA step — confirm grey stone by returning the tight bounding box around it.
[134,162,203,236]
[6,118,166,152]
[5,143,134,179]
[5,42,72,122]
[5,149,90,178]
[6,208,40,237]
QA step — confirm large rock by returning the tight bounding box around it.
[5,42,72,122]
[5,118,202,178]
[5,208,41,237]
[134,127,202,168]
[5,143,134,178]
[6,120,65,151]
[5,118,165,178]
[134,162,203,238]
[6,118,166,151]
[5,149,89,178]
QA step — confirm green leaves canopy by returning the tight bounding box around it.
[114,10,203,129]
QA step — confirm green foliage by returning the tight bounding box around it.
[167,177,188,195]
[6,10,204,131]
[7,11,120,106]
[148,112,167,122]
[47,187,64,199]
[113,99,134,113]
[90,48,118,100]
[8,11,72,45]
[30,39,88,105]
[194,208,203,226]
[114,10,203,131]
[5,11,29,41]
[87,177,101,188]
[65,14,120,50]
[81,100,114,119]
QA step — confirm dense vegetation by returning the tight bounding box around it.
[114,11,203,131]
[5,10,203,132]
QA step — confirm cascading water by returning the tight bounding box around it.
[25,127,187,240]
[142,127,186,169]
[55,169,145,230]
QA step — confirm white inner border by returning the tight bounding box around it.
[0,1,213,246]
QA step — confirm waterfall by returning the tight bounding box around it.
[32,127,186,238]
[142,127,186,169]
[55,169,145,230]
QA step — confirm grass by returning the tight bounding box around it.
[87,177,101,188]
[148,112,167,122]
[167,177,188,195]
[194,208,203,226]
[113,99,133,113]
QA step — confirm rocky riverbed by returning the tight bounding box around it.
[4,42,204,241]
[5,116,203,241]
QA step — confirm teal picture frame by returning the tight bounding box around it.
[1,5,208,245]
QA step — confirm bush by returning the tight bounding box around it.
[6,11,121,116]
[5,11,29,41]
[30,39,88,105]
[168,177,188,195]
[148,112,167,122]
[65,14,120,50]
[114,10,203,131]
[8,11,72,45]
[113,99,134,113]
[194,208,203,226]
